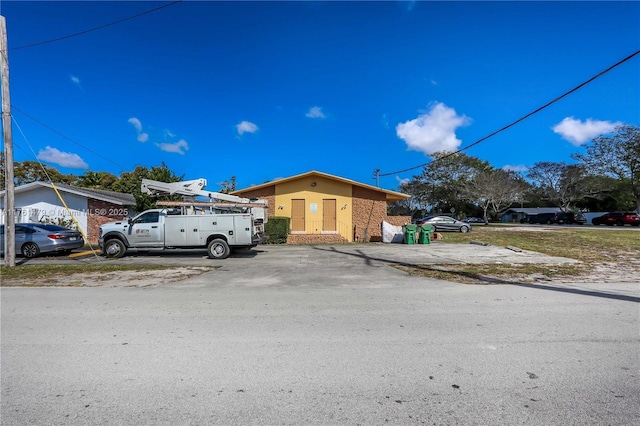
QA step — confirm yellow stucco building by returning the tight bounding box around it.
[231,171,410,243]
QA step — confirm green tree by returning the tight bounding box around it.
[575,175,636,211]
[76,170,119,190]
[460,169,530,221]
[572,125,640,211]
[12,160,76,187]
[526,162,592,211]
[219,176,237,194]
[403,151,492,216]
[113,163,184,212]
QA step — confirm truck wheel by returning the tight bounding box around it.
[103,239,126,258]
[208,239,230,259]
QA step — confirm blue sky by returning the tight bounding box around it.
[2,1,639,192]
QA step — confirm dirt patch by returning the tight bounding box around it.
[552,260,640,283]
[488,226,554,232]
[398,259,640,285]
[4,267,213,288]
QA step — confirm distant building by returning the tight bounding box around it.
[1,182,135,244]
[500,207,561,223]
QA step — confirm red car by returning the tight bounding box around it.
[592,211,640,226]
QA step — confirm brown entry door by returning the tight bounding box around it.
[291,199,305,232]
[323,199,336,232]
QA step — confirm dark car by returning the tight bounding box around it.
[592,211,640,227]
[550,212,587,225]
[415,216,471,233]
[0,223,85,258]
[519,215,534,224]
[525,213,556,224]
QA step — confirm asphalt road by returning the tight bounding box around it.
[2,244,639,425]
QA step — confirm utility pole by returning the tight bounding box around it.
[373,168,380,187]
[1,15,15,267]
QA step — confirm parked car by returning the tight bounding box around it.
[519,215,534,224]
[0,223,85,258]
[550,212,587,225]
[414,216,471,233]
[592,211,640,226]
[464,217,487,225]
[525,213,557,224]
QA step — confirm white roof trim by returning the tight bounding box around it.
[1,182,135,206]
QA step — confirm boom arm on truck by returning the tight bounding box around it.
[141,178,267,223]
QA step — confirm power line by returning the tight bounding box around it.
[10,1,182,51]
[12,106,129,171]
[12,116,62,181]
[379,49,640,178]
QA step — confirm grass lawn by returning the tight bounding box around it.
[400,225,640,283]
[440,225,639,262]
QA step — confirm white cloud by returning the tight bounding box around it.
[396,102,471,155]
[236,121,259,135]
[502,164,529,173]
[306,106,326,119]
[156,139,188,155]
[37,146,88,169]
[70,75,83,91]
[395,176,410,185]
[552,117,623,146]
[382,113,389,129]
[128,117,149,143]
[128,117,142,132]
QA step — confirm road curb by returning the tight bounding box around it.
[69,250,102,258]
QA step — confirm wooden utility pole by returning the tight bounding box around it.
[1,15,15,267]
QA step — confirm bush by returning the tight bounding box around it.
[263,216,290,244]
[39,216,77,230]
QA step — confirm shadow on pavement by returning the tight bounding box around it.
[118,248,263,259]
[312,246,640,303]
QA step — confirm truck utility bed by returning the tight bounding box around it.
[163,213,255,247]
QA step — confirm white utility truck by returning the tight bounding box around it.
[98,178,267,259]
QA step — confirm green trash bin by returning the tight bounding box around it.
[418,224,433,244]
[403,224,418,245]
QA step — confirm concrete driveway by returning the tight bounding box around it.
[62,241,579,267]
[2,242,639,425]
[19,242,580,288]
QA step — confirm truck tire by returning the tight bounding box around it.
[103,239,126,259]
[207,239,230,259]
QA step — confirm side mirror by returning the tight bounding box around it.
[128,218,133,225]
